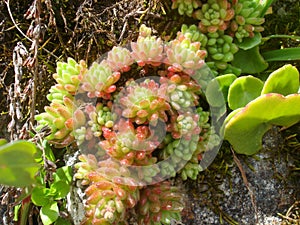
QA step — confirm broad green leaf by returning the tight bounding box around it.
[31,187,51,206]
[206,74,237,107]
[262,47,300,61]
[53,166,72,184]
[225,93,300,155]
[261,64,300,95]
[206,78,226,107]
[236,33,262,50]
[0,141,40,187]
[228,76,264,110]
[50,180,70,199]
[224,108,243,124]
[232,46,268,74]
[40,202,59,225]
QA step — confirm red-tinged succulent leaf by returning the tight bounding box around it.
[225,93,300,155]
[87,190,102,205]
[95,181,114,190]
[113,186,127,200]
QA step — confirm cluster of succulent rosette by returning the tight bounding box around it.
[35,24,222,224]
[172,0,266,75]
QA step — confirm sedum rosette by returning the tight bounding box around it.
[229,0,265,42]
[75,155,140,225]
[194,0,235,33]
[137,181,184,225]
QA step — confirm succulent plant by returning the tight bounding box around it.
[194,0,235,33]
[180,24,208,46]
[165,35,206,74]
[137,181,184,225]
[171,0,202,17]
[80,61,121,99]
[131,35,164,67]
[38,24,215,225]
[99,119,159,166]
[73,103,115,158]
[225,64,300,155]
[51,57,87,95]
[35,96,80,147]
[167,111,200,139]
[201,31,238,70]
[161,72,201,111]
[115,79,170,125]
[178,24,241,76]
[104,46,133,73]
[75,156,140,225]
[229,0,265,42]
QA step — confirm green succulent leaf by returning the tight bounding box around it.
[261,64,300,95]
[206,74,237,106]
[0,141,40,187]
[228,75,264,110]
[40,202,59,225]
[236,33,262,50]
[225,93,300,155]
[232,46,268,74]
[31,187,51,206]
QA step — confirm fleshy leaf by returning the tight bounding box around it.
[232,46,268,74]
[0,141,40,187]
[228,75,264,110]
[206,74,237,107]
[225,93,300,155]
[261,64,300,95]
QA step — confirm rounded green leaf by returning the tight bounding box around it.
[206,74,237,107]
[225,93,300,155]
[53,166,72,185]
[261,64,300,95]
[50,180,70,199]
[0,141,40,187]
[232,46,268,74]
[228,75,264,110]
[31,187,51,206]
[40,202,59,225]
[236,32,262,50]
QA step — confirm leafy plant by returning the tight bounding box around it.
[224,64,300,154]
[0,140,40,187]
[31,166,72,225]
